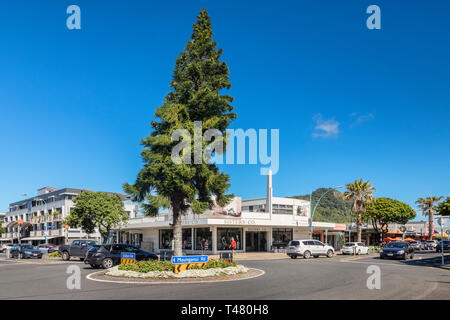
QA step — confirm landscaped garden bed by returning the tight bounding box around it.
[105,259,249,279]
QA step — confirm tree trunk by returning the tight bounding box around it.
[428,209,434,240]
[172,205,183,257]
[356,211,362,242]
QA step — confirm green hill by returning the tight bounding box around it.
[290,188,354,223]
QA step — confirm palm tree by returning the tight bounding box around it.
[343,179,376,242]
[416,196,443,240]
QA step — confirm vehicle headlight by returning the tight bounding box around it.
[380,250,383,253]
[397,250,404,254]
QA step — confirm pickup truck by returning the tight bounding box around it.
[58,240,98,261]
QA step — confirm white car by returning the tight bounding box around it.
[286,240,335,259]
[341,242,370,255]
[426,240,438,249]
[0,243,14,253]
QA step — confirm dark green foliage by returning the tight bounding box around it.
[123,9,236,256]
[364,197,416,240]
[292,188,353,223]
[63,192,128,243]
[437,197,450,216]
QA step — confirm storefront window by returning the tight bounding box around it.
[272,228,293,248]
[194,228,212,250]
[217,228,243,250]
[159,229,173,249]
[182,228,192,250]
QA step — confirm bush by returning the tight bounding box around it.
[48,251,61,258]
[118,259,237,273]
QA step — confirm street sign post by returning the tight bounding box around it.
[120,252,136,264]
[171,255,209,274]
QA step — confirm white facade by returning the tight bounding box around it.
[0,187,138,245]
[116,172,342,253]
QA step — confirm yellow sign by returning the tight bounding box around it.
[120,258,136,264]
[173,263,206,274]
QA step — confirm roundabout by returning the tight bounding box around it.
[86,267,265,284]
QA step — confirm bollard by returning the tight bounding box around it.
[5,248,10,259]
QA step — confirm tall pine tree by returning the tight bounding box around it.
[123,8,236,256]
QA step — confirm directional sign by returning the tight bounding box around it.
[174,262,207,274]
[171,255,208,265]
[120,252,136,264]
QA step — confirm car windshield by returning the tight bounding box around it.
[21,244,34,249]
[86,241,97,246]
[386,242,407,248]
[344,243,355,246]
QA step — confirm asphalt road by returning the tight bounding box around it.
[0,251,448,300]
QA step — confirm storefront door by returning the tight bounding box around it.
[245,231,267,252]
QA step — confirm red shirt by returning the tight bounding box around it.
[231,240,236,249]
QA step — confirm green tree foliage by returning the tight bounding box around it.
[63,192,128,243]
[0,220,3,235]
[416,196,443,240]
[123,9,236,256]
[292,188,353,223]
[364,197,416,241]
[344,179,376,242]
[437,197,450,216]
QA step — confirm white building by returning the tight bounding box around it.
[0,186,138,245]
[116,172,346,253]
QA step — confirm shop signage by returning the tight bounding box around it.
[223,219,256,225]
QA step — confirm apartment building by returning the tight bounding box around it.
[0,186,138,245]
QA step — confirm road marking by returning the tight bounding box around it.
[86,268,265,285]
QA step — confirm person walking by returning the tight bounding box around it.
[204,239,209,254]
[230,237,237,259]
[201,238,206,254]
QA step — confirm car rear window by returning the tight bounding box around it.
[289,241,300,246]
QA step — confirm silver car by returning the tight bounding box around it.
[286,240,335,259]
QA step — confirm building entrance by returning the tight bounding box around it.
[245,231,267,252]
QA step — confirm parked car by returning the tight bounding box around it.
[58,240,98,261]
[380,241,414,260]
[436,240,450,253]
[286,240,335,259]
[409,241,421,251]
[341,242,370,255]
[10,244,43,259]
[0,243,14,253]
[84,243,158,269]
[426,240,438,250]
[37,243,59,254]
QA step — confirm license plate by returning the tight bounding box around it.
[387,253,393,256]
[33,254,37,256]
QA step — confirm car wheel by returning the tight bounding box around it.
[327,250,334,258]
[102,258,114,269]
[366,249,370,255]
[290,255,297,259]
[62,251,70,261]
[303,251,311,259]
[90,264,100,269]
[410,253,414,259]
[79,257,85,261]
[313,256,319,258]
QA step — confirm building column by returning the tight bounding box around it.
[268,227,273,252]
[212,226,217,254]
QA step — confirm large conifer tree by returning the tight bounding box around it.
[124,8,236,256]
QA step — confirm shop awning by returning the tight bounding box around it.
[20,236,60,241]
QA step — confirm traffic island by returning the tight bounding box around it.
[86,259,265,284]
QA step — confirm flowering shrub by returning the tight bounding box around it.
[48,251,61,258]
[118,260,174,272]
[118,259,236,273]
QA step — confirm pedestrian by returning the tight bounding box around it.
[204,239,209,253]
[170,239,175,252]
[201,238,206,254]
[230,237,237,258]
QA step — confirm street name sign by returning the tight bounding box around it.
[171,255,209,274]
[120,252,136,264]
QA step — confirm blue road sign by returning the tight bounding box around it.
[121,252,136,260]
[171,255,208,264]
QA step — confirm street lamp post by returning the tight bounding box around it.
[309,186,344,240]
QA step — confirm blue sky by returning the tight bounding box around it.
[0,0,449,222]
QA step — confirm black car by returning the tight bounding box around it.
[380,241,414,260]
[10,244,43,259]
[436,240,450,252]
[84,243,158,269]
